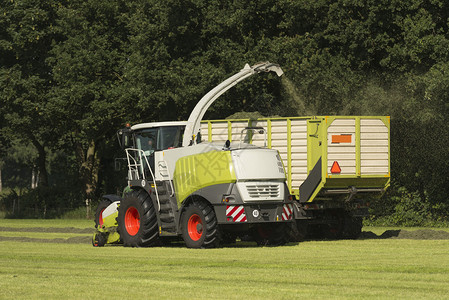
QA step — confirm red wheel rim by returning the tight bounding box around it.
[99,208,105,226]
[187,214,203,241]
[125,206,140,236]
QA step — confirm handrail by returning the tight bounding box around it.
[239,127,267,148]
[125,148,161,211]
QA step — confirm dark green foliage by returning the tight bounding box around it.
[0,0,61,188]
[0,186,84,218]
[1,0,448,223]
[367,183,449,227]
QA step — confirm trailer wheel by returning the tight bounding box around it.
[94,200,111,229]
[181,200,220,248]
[118,189,160,247]
[342,216,362,239]
[323,209,345,239]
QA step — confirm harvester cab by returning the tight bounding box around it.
[93,62,294,248]
[121,122,186,176]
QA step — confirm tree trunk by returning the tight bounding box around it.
[31,166,38,189]
[30,137,48,187]
[77,139,101,198]
[0,167,2,193]
[75,138,101,218]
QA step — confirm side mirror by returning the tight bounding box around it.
[117,128,132,149]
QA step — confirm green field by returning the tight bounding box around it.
[1,220,449,299]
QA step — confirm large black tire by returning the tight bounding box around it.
[118,189,160,247]
[342,215,363,239]
[181,199,220,248]
[94,199,112,229]
[323,209,345,240]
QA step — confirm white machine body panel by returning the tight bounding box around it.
[231,148,286,202]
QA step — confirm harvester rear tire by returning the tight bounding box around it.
[94,200,111,229]
[181,199,220,248]
[118,189,160,247]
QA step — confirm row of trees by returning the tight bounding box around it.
[1,0,448,222]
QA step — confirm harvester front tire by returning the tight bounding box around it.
[118,189,160,247]
[181,200,220,248]
[94,200,111,229]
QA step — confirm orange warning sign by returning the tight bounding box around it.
[332,134,352,144]
[331,161,341,174]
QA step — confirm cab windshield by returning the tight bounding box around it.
[135,126,184,154]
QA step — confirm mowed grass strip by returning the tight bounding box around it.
[0,219,93,242]
[0,219,93,229]
[0,231,91,239]
[1,238,449,299]
[364,226,449,234]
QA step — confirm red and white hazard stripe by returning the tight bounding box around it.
[226,205,247,222]
[281,204,293,221]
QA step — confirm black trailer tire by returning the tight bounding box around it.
[181,200,220,248]
[117,189,160,247]
[324,209,345,240]
[94,200,112,229]
[342,216,363,239]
